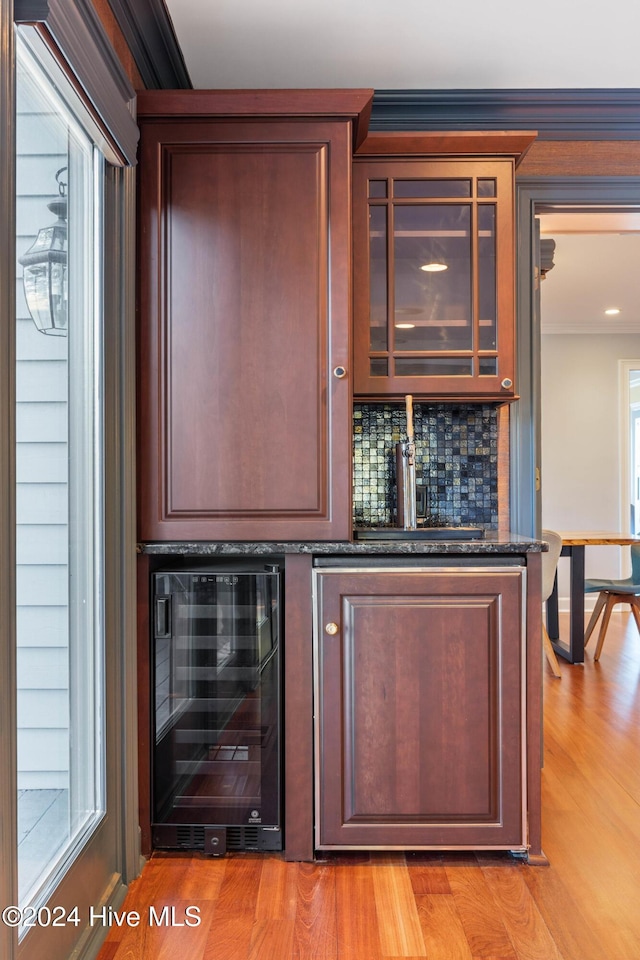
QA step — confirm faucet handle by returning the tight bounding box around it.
[405,394,415,442]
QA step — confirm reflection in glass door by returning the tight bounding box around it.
[15,36,104,916]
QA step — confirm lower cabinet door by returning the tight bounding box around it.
[314,566,526,849]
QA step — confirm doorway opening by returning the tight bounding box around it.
[536,208,640,599]
[512,179,640,541]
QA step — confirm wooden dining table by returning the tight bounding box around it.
[546,531,640,663]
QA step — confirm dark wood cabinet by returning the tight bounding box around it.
[136,90,372,541]
[352,132,536,399]
[314,563,528,850]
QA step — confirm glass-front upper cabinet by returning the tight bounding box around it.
[353,156,518,399]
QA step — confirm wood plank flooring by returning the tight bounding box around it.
[97,611,640,960]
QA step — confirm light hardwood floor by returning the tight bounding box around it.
[97,612,640,960]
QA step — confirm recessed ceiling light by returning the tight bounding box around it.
[395,322,415,329]
[605,308,621,316]
[420,262,448,272]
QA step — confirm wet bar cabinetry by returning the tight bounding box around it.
[134,98,545,861]
[136,90,373,541]
[138,541,545,863]
[353,132,536,399]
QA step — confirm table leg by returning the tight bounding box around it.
[568,544,585,663]
[551,544,585,664]
[546,572,559,639]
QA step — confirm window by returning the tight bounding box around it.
[15,33,105,915]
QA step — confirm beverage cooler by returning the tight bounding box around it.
[151,564,282,854]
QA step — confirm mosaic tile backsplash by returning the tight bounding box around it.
[353,403,499,529]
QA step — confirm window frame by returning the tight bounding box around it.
[1,2,139,957]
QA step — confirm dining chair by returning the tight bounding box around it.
[583,542,640,660]
[541,530,563,678]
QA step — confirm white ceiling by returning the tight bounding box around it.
[164,0,640,90]
[539,216,640,335]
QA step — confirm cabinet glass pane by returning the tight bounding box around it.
[478,205,497,350]
[395,358,473,376]
[369,205,388,350]
[368,179,387,198]
[394,205,472,351]
[479,358,498,375]
[478,178,496,197]
[394,180,471,198]
[370,358,388,376]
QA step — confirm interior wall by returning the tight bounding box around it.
[541,332,640,606]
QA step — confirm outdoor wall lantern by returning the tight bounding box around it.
[19,166,68,336]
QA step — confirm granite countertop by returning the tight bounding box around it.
[140,532,545,555]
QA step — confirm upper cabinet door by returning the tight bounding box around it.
[353,157,517,400]
[137,111,361,541]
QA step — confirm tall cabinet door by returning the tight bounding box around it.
[137,112,355,541]
[315,566,526,849]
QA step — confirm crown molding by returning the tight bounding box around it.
[106,0,191,89]
[370,89,640,140]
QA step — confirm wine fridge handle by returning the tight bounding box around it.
[154,596,171,639]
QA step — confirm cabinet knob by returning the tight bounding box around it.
[333,366,347,379]
[501,378,513,390]
[325,622,339,635]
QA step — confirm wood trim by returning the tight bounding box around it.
[497,403,510,530]
[90,0,144,90]
[105,0,191,89]
[525,550,545,862]
[136,553,152,857]
[14,0,139,165]
[283,554,314,861]
[356,130,537,167]
[370,88,640,141]
[518,139,640,177]
[117,164,141,881]
[136,88,374,149]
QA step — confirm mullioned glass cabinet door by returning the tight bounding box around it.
[353,159,516,399]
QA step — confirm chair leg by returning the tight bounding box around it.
[593,593,617,661]
[629,596,640,636]
[584,591,607,648]
[542,624,562,678]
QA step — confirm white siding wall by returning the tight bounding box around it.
[16,91,69,790]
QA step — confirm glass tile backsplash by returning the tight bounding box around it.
[353,403,499,529]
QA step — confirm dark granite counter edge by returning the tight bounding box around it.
[139,533,545,556]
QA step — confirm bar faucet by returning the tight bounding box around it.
[396,394,417,530]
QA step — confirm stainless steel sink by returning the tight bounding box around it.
[353,527,484,541]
